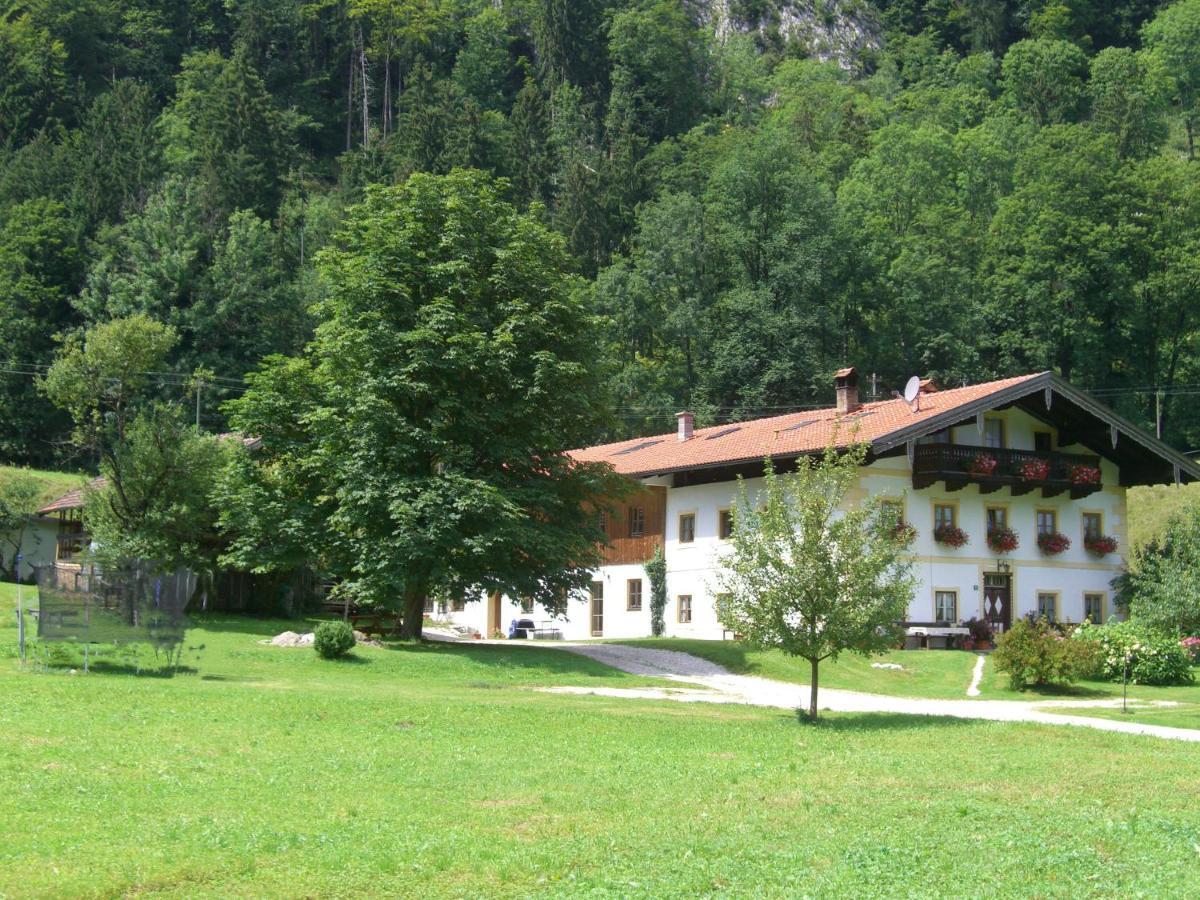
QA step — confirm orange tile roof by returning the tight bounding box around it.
[571,373,1045,477]
[37,478,104,514]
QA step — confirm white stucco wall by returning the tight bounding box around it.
[1,517,57,582]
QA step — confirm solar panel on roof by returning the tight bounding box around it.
[614,439,664,455]
[778,419,819,434]
[704,426,742,440]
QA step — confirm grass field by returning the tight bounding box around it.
[4,591,1200,897]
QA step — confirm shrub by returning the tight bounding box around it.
[992,618,1099,691]
[1073,620,1194,685]
[314,620,356,659]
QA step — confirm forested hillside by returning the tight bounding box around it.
[3,0,1200,467]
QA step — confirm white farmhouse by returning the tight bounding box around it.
[445,369,1199,641]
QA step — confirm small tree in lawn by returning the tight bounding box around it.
[716,445,916,722]
[0,473,43,582]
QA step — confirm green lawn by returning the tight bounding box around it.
[4,592,1200,896]
[0,464,86,506]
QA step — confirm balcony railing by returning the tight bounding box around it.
[912,443,1102,498]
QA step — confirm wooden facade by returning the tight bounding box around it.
[598,485,666,565]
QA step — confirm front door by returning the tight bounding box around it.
[590,582,604,637]
[983,573,1012,633]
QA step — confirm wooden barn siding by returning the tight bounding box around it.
[600,485,666,565]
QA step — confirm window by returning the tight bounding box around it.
[1034,431,1053,452]
[881,499,903,522]
[1036,509,1058,536]
[451,596,465,613]
[986,506,1007,530]
[628,506,645,537]
[677,595,692,624]
[1084,593,1105,624]
[518,596,534,614]
[719,509,734,540]
[678,513,695,544]
[626,578,643,611]
[934,590,957,623]
[934,503,957,530]
[597,510,607,533]
[423,598,434,614]
[1082,512,1103,542]
[1037,592,1057,622]
[984,418,1005,449]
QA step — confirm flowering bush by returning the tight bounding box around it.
[1182,636,1200,665]
[1069,464,1101,485]
[1019,458,1050,481]
[969,454,998,476]
[993,618,1101,690]
[933,524,968,548]
[1084,535,1118,557]
[891,521,918,545]
[986,526,1019,553]
[1037,531,1071,555]
[1073,620,1194,685]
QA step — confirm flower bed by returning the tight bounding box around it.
[1037,531,1071,555]
[933,524,968,548]
[1084,535,1118,557]
[1019,458,1050,481]
[986,526,1019,554]
[1069,464,1101,485]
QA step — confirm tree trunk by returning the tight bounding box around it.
[807,657,820,722]
[399,581,426,640]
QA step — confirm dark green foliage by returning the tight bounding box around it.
[313,620,356,659]
[644,545,667,637]
[992,618,1101,691]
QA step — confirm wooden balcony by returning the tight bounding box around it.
[912,444,1102,498]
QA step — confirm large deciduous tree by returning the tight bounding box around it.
[716,446,915,722]
[225,169,625,638]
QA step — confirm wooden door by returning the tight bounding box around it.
[983,573,1012,633]
[590,582,604,637]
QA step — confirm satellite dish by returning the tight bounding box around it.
[903,376,921,403]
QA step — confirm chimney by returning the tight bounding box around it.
[676,411,694,442]
[835,367,860,415]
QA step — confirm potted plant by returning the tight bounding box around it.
[1084,534,1118,557]
[1069,464,1101,485]
[1019,458,1050,481]
[986,526,1020,554]
[1037,531,1071,555]
[969,453,998,476]
[933,524,969,548]
[966,617,993,651]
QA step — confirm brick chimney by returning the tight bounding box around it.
[835,367,860,415]
[676,411,694,442]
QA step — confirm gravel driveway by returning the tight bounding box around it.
[545,642,1200,743]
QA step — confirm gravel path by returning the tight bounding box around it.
[545,643,1200,743]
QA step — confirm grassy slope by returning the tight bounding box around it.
[3,597,1200,896]
[0,464,85,506]
[1127,482,1200,557]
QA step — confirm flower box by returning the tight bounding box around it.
[1019,458,1051,482]
[891,521,918,545]
[934,524,969,548]
[1069,464,1101,485]
[969,454,998,476]
[1084,535,1118,557]
[1037,531,1071,555]
[986,526,1019,554]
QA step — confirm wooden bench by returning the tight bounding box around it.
[348,610,402,638]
